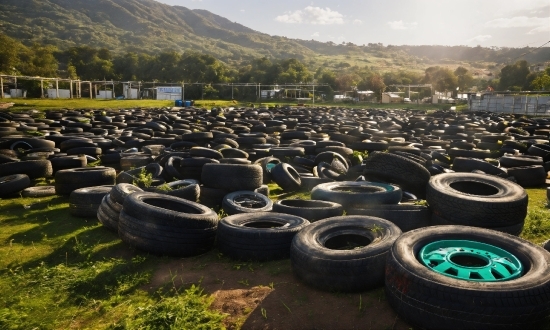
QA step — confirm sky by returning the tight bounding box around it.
[155,0,550,48]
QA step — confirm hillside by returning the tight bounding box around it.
[0,0,549,71]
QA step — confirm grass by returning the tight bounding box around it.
[0,182,548,329]
[3,98,461,112]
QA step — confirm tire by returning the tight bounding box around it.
[385,225,550,330]
[119,210,217,257]
[543,239,550,253]
[0,174,31,198]
[448,148,491,160]
[363,152,431,198]
[217,212,309,261]
[431,214,524,236]
[50,156,87,173]
[253,156,281,184]
[291,215,401,292]
[199,186,228,208]
[426,172,528,227]
[122,192,218,230]
[97,194,120,232]
[69,186,113,218]
[21,185,56,197]
[500,155,543,168]
[299,177,334,192]
[506,165,546,187]
[222,191,273,215]
[271,163,301,191]
[201,164,262,191]
[347,204,430,232]
[0,160,53,179]
[110,183,144,205]
[190,147,223,160]
[311,181,402,209]
[272,199,343,222]
[452,157,507,177]
[55,167,116,195]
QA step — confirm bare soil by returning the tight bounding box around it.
[148,251,411,330]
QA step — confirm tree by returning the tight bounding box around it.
[498,60,530,91]
[0,34,22,74]
[454,66,474,91]
[531,73,550,91]
[423,66,457,92]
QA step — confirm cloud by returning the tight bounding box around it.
[387,20,417,30]
[311,32,320,37]
[275,6,344,25]
[467,35,492,43]
[485,16,548,28]
[528,25,550,34]
[352,19,363,26]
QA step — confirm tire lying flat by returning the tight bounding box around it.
[385,225,550,330]
[291,215,401,292]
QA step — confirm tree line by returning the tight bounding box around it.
[1,34,549,100]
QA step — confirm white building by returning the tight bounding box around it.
[156,86,182,100]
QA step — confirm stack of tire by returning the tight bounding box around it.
[118,192,219,256]
[97,183,143,232]
[69,186,113,218]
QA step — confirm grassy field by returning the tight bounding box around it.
[0,180,548,329]
[2,98,464,112]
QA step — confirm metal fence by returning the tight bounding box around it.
[469,93,550,116]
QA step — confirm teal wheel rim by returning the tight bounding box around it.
[419,240,523,282]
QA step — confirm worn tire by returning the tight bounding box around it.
[217,212,309,261]
[363,152,431,198]
[271,163,301,192]
[110,183,144,205]
[311,181,402,209]
[0,160,53,179]
[291,215,401,292]
[272,199,343,222]
[201,164,262,191]
[431,214,524,236]
[385,225,550,330]
[21,185,56,197]
[221,191,273,215]
[426,173,528,227]
[0,174,30,197]
[348,204,430,232]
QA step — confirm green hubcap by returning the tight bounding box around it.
[419,240,523,282]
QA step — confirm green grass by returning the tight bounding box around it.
[3,98,460,112]
[0,183,548,329]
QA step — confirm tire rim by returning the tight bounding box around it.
[419,240,523,282]
[234,195,266,208]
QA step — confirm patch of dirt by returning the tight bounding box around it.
[147,251,411,330]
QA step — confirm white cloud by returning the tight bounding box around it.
[467,35,492,43]
[311,32,320,37]
[352,19,363,26]
[387,20,417,30]
[275,6,344,25]
[485,16,548,28]
[240,9,245,13]
[528,25,550,34]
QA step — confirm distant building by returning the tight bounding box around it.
[381,93,403,103]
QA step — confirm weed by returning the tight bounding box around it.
[25,130,44,136]
[132,167,153,188]
[281,301,292,313]
[370,224,383,233]
[414,200,429,206]
[156,183,172,192]
[261,307,267,320]
[217,208,228,219]
[238,279,250,286]
[269,282,275,289]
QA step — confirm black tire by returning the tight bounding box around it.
[222,191,273,215]
[201,164,262,191]
[97,194,120,232]
[69,186,113,218]
[50,156,87,173]
[55,167,116,195]
[271,163,301,191]
[385,225,550,330]
[431,214,524,236]
[110,183,144,205]
[291,215,401,292]
[448,148,491,160]
[21,185,56,197]
[118,210,217,257]
[190,147,223,160]
[426,172,528,227]
[363,152,431,198]
[543,239,550,252]
[122,192,218,229]
[452,157,507,177]
[500,155,543,168]
[0,160,53,179]
[299,177,334,192]
[162,183,200,202]
[311,181,402,209]
[217,212,310,261]
[253,156,281,184]
[506,165,546,187]
[0,174,31,197]
[348,204,430,232]
[199,186,228,208]
[272,199,343,222]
